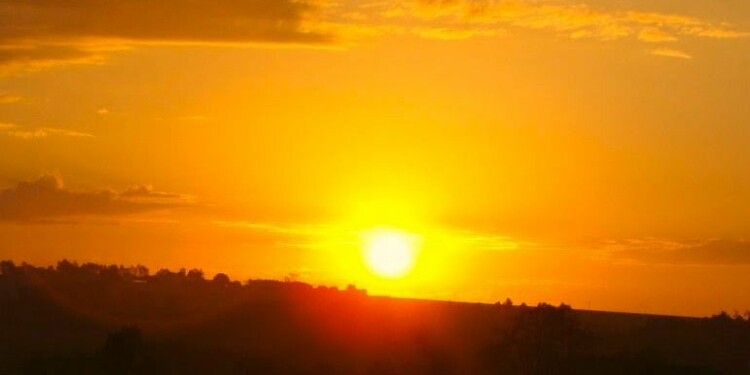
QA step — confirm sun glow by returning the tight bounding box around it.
[362,228,420,279]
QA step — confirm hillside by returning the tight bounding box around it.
[1,260,748,374]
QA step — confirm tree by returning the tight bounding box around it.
[187,269,205,282]
[56,259,78,274]
[488,303,587,374]
[213,273,231,286]
[0,260,16,275]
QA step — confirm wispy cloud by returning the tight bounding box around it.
[650,48,693,60]
[213,221,353,249]
[0,122,94,139]
[212,220,750,268]
[7,128,94,139]
[121,185,195,204]
[600,238,750,266]
[0,43,111,76]
[214,220,530,252]
[367,0,748,42]
[638,28,678,43]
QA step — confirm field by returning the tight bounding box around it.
[2,261,748,374]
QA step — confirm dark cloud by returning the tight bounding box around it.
[606,238,750,266]
[0,174,191,222]
[121,185,191,202]
[0,0,331,69]
[675,240,750,266]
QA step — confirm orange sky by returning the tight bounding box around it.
[1,0,749,317]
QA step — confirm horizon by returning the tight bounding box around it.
[1,258,727,320]
[2,0,750,318]
[0,258,738,319]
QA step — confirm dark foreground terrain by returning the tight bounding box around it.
[1,260,749,374]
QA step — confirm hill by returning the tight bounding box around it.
[1,260,749,374]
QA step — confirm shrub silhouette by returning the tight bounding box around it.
[488,303,588,374]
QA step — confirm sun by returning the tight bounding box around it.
[362,228,420,278]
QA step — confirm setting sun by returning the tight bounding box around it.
[362,228,420,279]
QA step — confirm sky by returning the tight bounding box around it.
[1,0,749,317]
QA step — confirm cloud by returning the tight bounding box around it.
[0,94,22,104]
[0,0,745,71]
[650,48,692,59]
[6,128,94,139]
[213,221,349,249]
[0,43,111,75]
[214,220,530,252]
[0,0,331,71]
[121,185,194,204]
[603,238,750,266]
[0,174,193,222]
[414,26,504,40]
[349,0,747,45]
[0,122,94,139]
[638,28,678,43]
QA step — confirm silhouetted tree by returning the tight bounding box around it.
[0,260,16,275]
[187,269,205,282]
[56,259,78,274]
[213,273,230,286]
[710,311,732,323]
[488,303,587,375]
